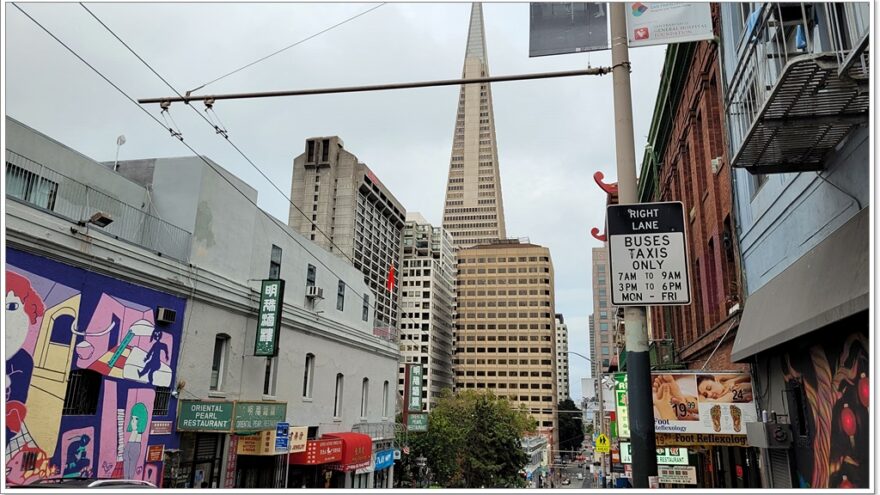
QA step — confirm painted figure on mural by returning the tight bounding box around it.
[782,329,869,489]
[63,434,92,478]
[138,328,169,385]
[124,403,148,480]
[5,270,43,445]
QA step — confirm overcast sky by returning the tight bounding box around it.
[5,2,665,402]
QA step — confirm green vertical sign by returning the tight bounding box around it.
[255,279,284,357]
[408,364,423,412]
[407,413,428,432]
[614,373,630,438]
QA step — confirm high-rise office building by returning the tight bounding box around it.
[453,240,557,447]
[555,314,569,402]
[590,247,615,379]
[442,3,507,249]
[398,213,456,410]
[289,136,406,331]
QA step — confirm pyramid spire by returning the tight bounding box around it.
[442,2,506,249]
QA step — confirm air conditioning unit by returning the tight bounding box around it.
[156,307,177,325]
[306,286,324,299]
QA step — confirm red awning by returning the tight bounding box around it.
[323,432,372,472]
[288,438,343,465]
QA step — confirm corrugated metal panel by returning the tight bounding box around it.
[768,449,792,488]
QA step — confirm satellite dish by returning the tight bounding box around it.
[117,135,126,146]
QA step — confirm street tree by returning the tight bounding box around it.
[557,398,584,458]
[395,389,536,488]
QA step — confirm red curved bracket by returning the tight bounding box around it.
[591,227,606,242]
[594,171,619,194]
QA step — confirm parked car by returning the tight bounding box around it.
[561,478,571,485]
[577,473,584,480]
[23,479,157,489]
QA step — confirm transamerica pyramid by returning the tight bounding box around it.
[442,3,507,249]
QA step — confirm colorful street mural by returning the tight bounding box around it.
[781,326,869,489]
[5,248,185,486]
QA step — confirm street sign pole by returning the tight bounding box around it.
[609,3,657,488]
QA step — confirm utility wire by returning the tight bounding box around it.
[80,2,376,285]
[187,3,386,94]
[15,3,399,330]
[79,2,412,331]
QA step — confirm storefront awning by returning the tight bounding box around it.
[731,208,868,362]
[323,432,373,472]
[288,438,343,465]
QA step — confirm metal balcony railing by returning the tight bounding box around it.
[5,150,193,262]
[725,3,869,173]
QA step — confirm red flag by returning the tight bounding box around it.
[386,264,395,292]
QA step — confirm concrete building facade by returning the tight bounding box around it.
[453,240,557,448]
[6,118,399,489]
[554,314,569,402]
[289,136,406,333]
[589,247,615,378]
[719,3,869,490]
[397,213,456,411]
[441,3,507,249]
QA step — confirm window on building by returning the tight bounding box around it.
[269,245,282,279]
[6,163,58,211]
[263,357,278,396]
[334,374,344,418]
[382,381,390,418]
[362,294,370,322]
[153,387,171,416]
[303,353,315,398]
[600,322,609,330]
[61,370,101,415]
[306,264,316,287]
[337,280,345,311]
[210,334,229,391]
[751,174,769,198]
[360,378,370,418]
[601,346,610,356]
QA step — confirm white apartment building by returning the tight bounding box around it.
[554,314,569,402]
[397,213,456,411]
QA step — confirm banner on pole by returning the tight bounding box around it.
[626,3,714,48]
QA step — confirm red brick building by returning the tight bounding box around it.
[637,6,746,375]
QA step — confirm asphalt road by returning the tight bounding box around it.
[556,463,590,489]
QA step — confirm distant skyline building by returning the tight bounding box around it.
[398,212,456,411]
[590,247,614,379]
[442,2,507,249]
[289,136,406,331]
[453,239,557,449]
[555,314,569,402]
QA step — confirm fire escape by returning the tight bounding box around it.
[726,3,869,174]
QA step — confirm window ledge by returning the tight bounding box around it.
[302,397,314,403]
[333,418,342,423]
[208,391,227,398]
[262,394,277,401]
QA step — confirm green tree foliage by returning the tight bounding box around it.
[395,389,537,488]
[557,398,584,458]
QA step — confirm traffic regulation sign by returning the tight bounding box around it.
[595,433,610,453]
[607,202,691,305]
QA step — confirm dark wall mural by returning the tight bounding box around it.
[780,322,868,489]
[5,248,185,486]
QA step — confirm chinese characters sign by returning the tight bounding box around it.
[614,373,631,439]
[408,364,423,412]
[255,279,285,356]
[289,426,309,453]
[407,413,428,432]
[234,401,287,432]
